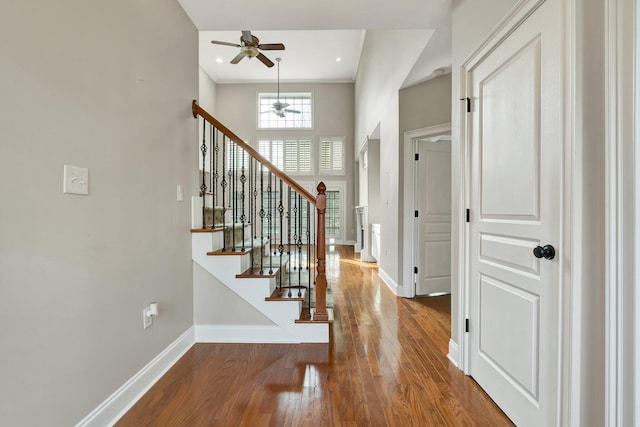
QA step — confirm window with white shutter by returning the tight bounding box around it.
[258,139,284,170]
[259,138,312,175]
[319,137,345,174]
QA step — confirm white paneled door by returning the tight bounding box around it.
[467,0,562,425]
[416,140,451,296]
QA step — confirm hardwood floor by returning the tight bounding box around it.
[116,246,513,426]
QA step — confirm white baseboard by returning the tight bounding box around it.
[75,327,195,427]
[344,240,356,246]
[195,324,298,343]
[378,267,401,296]
[447,339,459,368]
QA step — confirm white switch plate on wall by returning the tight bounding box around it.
[176,184,184,202]
[63,165,89,195]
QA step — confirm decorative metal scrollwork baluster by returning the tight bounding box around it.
[259,165,264,274]
[200,120,207,229]
[298,193,303,298]
[221,136,227,251]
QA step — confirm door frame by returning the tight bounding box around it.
[402,123,451,299]
[604,0,637,423]
[457,0,579,424]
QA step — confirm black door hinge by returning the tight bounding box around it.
[465,318,470,333]
[415,210,419,218]
[466,209,470,223]
[460,97,471,113]
[414,266,418,274]
[414,153,419,161]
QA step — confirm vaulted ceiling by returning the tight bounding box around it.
[178,0,452,86]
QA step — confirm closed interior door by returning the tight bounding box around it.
[467,0,562,425]
[416,140,451,296]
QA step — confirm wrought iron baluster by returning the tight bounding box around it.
[267,172,273,274]
[214,130,219,209]
[231,141,236,251]
[240,149,246,251]
[200,119,207,229]
[298,193,303,298]
[259,165,264,274]
[209,125,214,214]
[287,186,292,296]
[221,135,227,251]
[277,179,284,295]
[307,200,311,299]
[248,157,254,270]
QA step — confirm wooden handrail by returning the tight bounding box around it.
[192,100,316,205]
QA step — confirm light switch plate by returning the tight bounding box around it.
[63,165,89,195]
[177,184,184,202]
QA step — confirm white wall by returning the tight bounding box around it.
[199,66,217,113]
[193,263,274,325]
[0,1,198,425]
[354,29,433,285]
[214,82,357,243]
[450,0,518,357]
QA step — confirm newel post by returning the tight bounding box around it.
[313,182,329,322]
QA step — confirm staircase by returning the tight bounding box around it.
[190,100,331,343]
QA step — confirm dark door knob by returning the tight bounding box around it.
[533,245,555,260]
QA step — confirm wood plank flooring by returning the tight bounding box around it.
[116,245,513,426]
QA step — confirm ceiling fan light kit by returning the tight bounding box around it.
[211,30,285,67]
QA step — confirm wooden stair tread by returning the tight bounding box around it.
[191,227,224,233]
[296,308,334,324]
[235,267,280,278]
[207,248,251,256]
[265,286,307,301]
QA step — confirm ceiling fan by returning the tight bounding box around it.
[262,58,301,118]
[211,30,285,68]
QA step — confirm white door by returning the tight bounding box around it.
[416,140,451,296]
[467,0,562,425]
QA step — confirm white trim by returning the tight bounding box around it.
[195,325,299,343]
[605,0,637,424]
[447,339,459,367]
[75,327,195,427]
[402,123,452,299]
[378,267,401,295]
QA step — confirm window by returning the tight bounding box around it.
[285,139,312,174]
[320,182,345,242]
[325,190,341,237]
[258,139,284,170]
[259,139,312,174]
[319,137,344,174]
[258,93,313,129]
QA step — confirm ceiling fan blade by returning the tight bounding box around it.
[258,43,285,51]
[211,40,241,48]
[230,52,245,64]
[241,30,253,44]
[284,109,301,114]
[256,53,274,68]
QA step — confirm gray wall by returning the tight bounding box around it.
[0,1,198,425]
[214,82,356,243]
[398,74,452,267]
[354,29,432,284]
